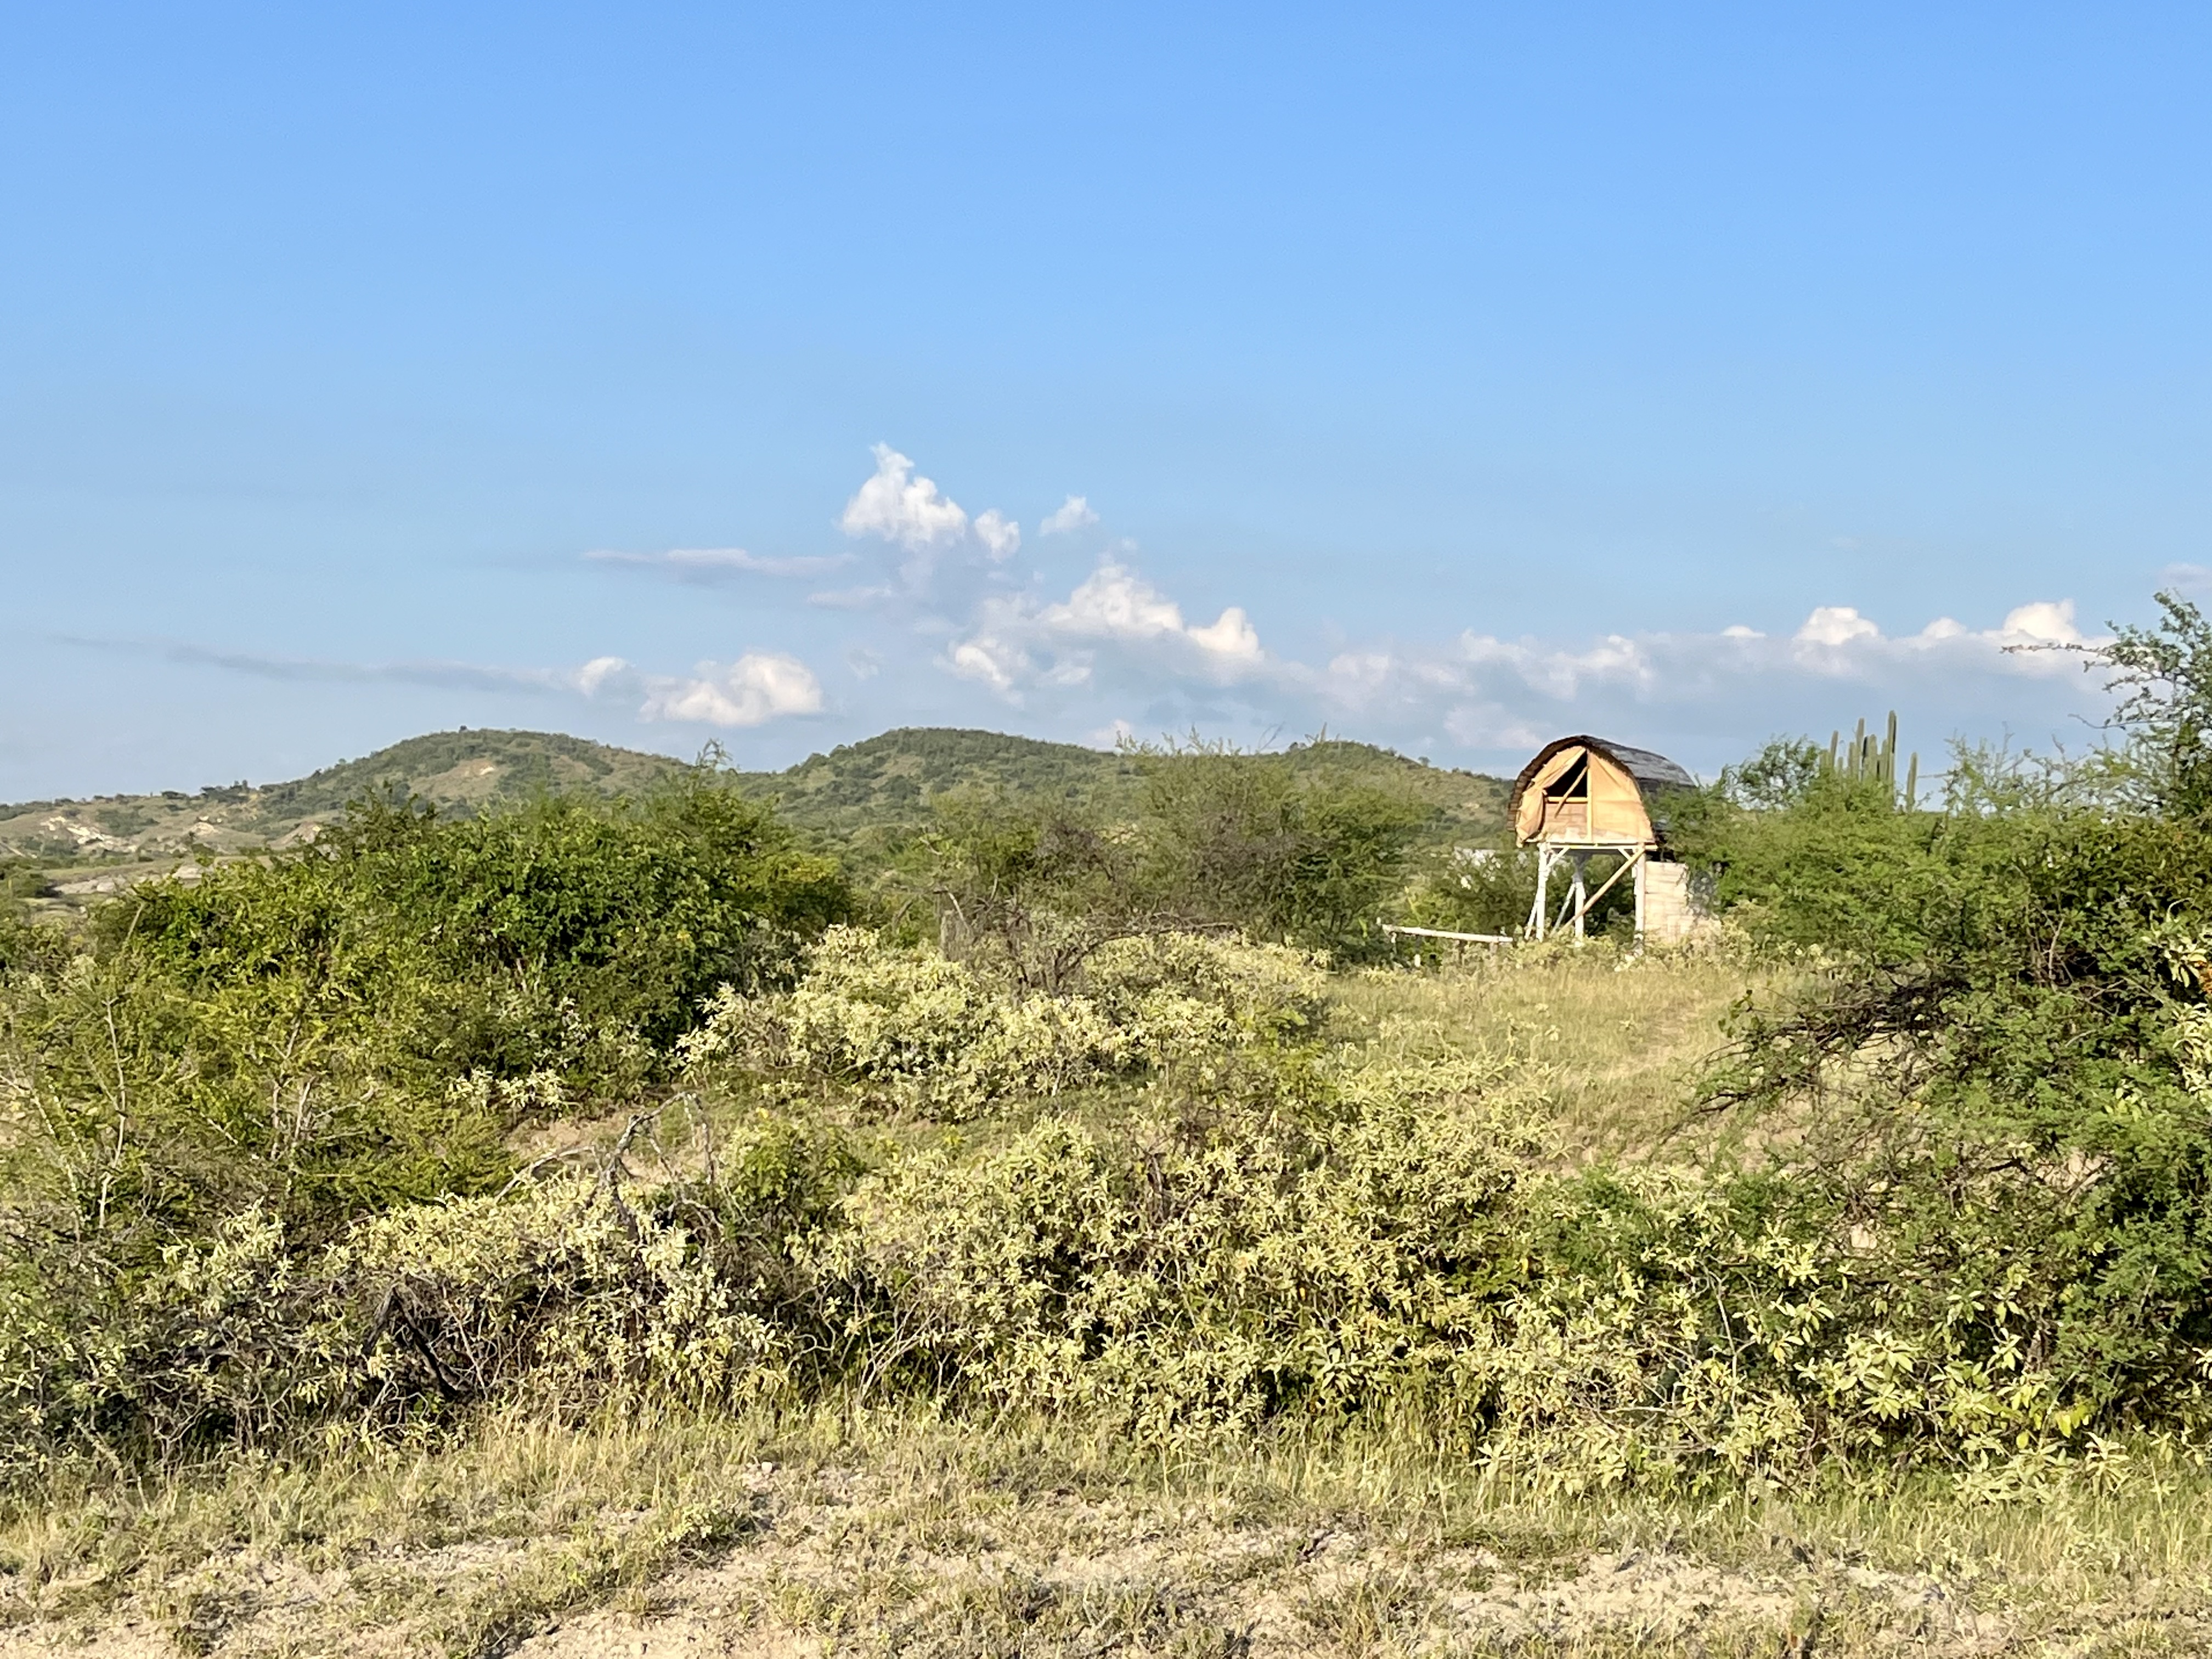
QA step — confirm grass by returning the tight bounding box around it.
[1329,941,1783,1157]
[7,1401,2212,1656]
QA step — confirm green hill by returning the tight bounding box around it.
[252,727,685,822]
[729,727,1147,836]
[731,727,1510,846]
[0,729,687,895]
[1,726,1512,903]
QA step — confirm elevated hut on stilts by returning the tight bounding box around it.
[1509,736,1700,944]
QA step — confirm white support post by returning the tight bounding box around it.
[1634,852,1647,941]
[1527,847,1551,939]
[1570,850,1589,941]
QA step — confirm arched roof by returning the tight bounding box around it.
[1509,736,1698,845]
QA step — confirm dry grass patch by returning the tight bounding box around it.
[1328,945,1782,1157]
[7,1408,2212,1657]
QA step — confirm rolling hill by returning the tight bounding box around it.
[0,726,1513,902]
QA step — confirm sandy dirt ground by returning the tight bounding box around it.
[9,1457,2193,1658]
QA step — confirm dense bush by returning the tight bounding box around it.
[14,920,2212,1493]
[110,773,849,1090]
[4,769,849,1226]
[917,743,1434,967]
[686,925,1326,1119]
[0,1114,856,1476]
[0,771,853,1476]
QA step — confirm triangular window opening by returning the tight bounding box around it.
[1547,754,1589,802]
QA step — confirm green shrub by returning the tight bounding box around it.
[687,927,1328,1119]
[912,745,1434,965]
[0,1111,857,1475]
[110,772,849,1095]
[820,1056,1537,1436]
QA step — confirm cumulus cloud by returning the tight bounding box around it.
[947,637,1029,695]
[1782,600,2087,677]
[1041,562,1189,643]
[940,561,1269,704]
[1796,606,1882,647]
[1997,600,2083,645]
[972,509,1021,560]
[839,444,970,550]
[1047,562,1261,665]
[574,655,632,696]
[1289,597,2110,763]
[637,652,824,727]
[586,547,851,579]
[568,649,825,729]
[1040,495,1099,535]
[1187,606,1263,665]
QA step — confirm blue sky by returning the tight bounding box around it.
[4,3,2207,797]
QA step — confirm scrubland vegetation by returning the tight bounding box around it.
[9,599,2212,1654]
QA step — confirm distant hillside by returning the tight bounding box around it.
[730,727,1510,847]
[1,725,1512,901]
[729,727,1147,836]
[0,729,687,894]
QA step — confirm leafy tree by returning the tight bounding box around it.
[1679,636,2212,1424]
[911,743,1432,968]
[2090,588,2212,817]
[1131,741,1432,956]
[4,768,851,1252]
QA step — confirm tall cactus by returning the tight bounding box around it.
[1822,710,1918,808]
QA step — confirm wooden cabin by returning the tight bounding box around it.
[1508,736,1700,943]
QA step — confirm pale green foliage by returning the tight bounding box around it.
[686,926,1328,1118]
[0,1204,350,1477]
[823,1057,1536,1439]
[15,919,2212,1497]
[1083,929,1327,1058]
[0,1109,849,1473]
[335,1177,792,1413]
[686,927,1125,1117]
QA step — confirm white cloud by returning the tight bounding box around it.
[1285,597,2109,767]
[839,444,969,550]
[106,635,832,732]
[1997,599,2081,645]
[973,509,1021,561]
[573,462,2118,770]
[1187,606,1262,664]
[586,547,850,578]
[574,655,631,696]
[947,637,1030,696]
[1086,718,1137,749]
[1040,494,1099,535]
[942,560,1269,702]
[1041,561,1266,671]
[1043,561,1190,642]
[1796,606,1882,647]
[639,652,824,727]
